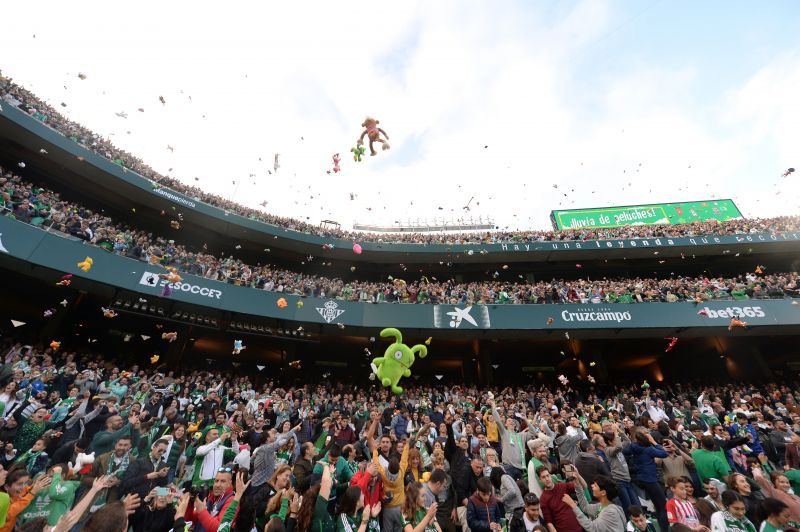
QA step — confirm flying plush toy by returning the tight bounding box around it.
[162,331,178,342]
[351,144,366,162]
[170,220,181,230]
[357,117,390,156]
[664,337,678,352]
[729,318,748,331]
[161,285,173,297]
[332,153,341,173]
[276,297,288,309]
[159,267,182,284]
[50,340,61,351]
[77,257,93,272]
[43,309,55,318]
[641,380,650,390]
[233,339,246,354]
[782,168,795,177]
[150,354,160,364]
[101,307,118,318]
[69,452,95,476]
[370,327,427,394]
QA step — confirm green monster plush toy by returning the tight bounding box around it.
[370,328,427,394]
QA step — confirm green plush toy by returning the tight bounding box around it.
[370,328,427,394]
[351,144,366,162]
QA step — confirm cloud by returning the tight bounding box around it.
[1,0,797,230]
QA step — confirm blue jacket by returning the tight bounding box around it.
[467,492,502,532]
[623,442,667,484]
[727,423,764,455]
[390,414,409,439]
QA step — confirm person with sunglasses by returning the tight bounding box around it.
[184,465,237,532]
[119,439,170,503]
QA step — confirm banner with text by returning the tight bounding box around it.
[1,217,799,332]
[551,200,743,230]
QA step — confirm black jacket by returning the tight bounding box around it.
[130,505,175,532]
[509,507,545,532]
[293,457,314,493]
[119,455,169,499]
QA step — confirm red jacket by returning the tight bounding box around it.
[351,470,385,506]
[184,487,236,532]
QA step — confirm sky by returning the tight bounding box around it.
[2,0,799,232]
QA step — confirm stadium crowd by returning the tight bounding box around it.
[3,76,800,246]
[2,169,800,307]
[0,338,799,531]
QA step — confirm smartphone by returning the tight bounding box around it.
[156,487,169,497]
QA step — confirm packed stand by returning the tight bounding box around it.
[1,337,800,531]
[3,76,800,246]
[3,169,800,309]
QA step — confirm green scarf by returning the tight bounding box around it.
[16,449,43,474]
[91,451,131,511]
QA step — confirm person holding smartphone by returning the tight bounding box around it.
[129,485,177,532]
[119,438,171,502]
[536,464,583,532]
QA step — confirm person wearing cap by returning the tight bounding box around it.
[89,412,141,457]
[727,413,763,457]
[527,437,551,498]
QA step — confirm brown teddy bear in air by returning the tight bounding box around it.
[357,117,390,156]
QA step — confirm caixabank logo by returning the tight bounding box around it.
[699,306,765,319]
[433,305,491,329]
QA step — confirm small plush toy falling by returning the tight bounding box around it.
[664,337,678,352]
[162,332,178,342]
[729,318,748,331]
[77,257,93,272]
[332,153,341,173]
[101,307,118,318]
[159,267,182,284]
[233,339,246,354]
[351,144,366,162]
